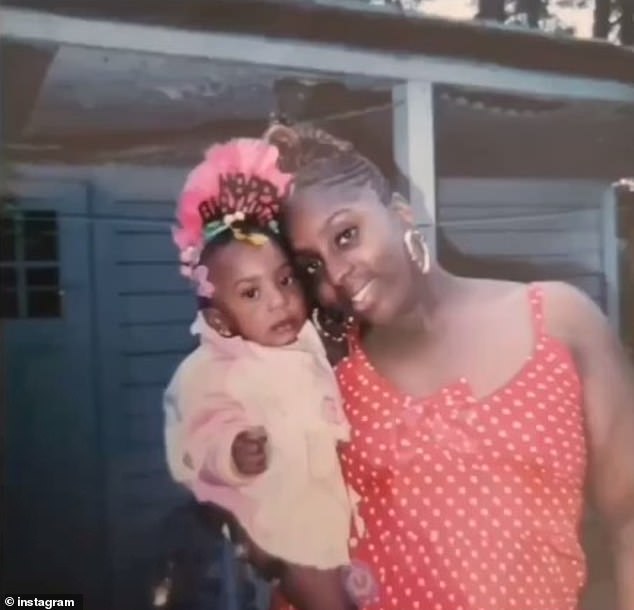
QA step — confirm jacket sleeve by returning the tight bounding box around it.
[164,358,254,489]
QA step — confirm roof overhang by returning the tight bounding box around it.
[3,1,634,102]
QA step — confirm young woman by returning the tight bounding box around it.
[265,124,634,610]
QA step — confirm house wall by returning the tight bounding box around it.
[8,164,203,610]
[88,168,196,610]
[7,166,617,609]
[1,179,105,607]
[437,178,614,314]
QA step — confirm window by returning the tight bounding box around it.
[0,207,62,319]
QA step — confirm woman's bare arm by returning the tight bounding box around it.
[546,282,634,610]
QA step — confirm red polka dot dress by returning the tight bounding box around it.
[272,285,588,610]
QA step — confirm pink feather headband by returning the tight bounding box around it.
[172,138,292,299]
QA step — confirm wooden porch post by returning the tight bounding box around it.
[392,81,437,256]
[602,185,621,330]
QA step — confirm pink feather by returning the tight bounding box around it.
[172,139,291,254]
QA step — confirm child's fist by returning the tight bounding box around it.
[231,426,268,475]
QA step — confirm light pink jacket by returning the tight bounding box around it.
[164,314,356,568]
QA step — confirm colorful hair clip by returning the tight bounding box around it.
[191,265,215,299]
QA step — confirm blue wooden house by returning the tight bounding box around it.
[1,2,633,609]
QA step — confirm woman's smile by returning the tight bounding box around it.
[350,279,378,313]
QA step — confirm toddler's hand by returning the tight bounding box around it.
[232,426,268,476]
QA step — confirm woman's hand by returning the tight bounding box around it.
[232,426,268,475]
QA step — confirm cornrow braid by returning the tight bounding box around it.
[292,152,392,206]
[264,123,392,206]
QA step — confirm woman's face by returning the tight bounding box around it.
[285,185,419,326]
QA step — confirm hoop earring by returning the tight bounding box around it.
[404,228,430,275]
[311,308,354,344]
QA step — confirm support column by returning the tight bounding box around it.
[392,81,437,256]
[601,185,620,330]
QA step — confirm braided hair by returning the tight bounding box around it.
[263,123,392,208]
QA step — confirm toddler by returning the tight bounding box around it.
[163,139,362,610]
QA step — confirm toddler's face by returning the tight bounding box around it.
[205,238,307,347]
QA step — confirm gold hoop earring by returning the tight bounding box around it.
[404,229,430,275]
[311,308,354,344]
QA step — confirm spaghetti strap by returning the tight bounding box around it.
[345,324,363,355]
[527,283,546,337]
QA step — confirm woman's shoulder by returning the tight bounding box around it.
[537,280,610,347]
[464,276,593,307]
[471,279,606,350]
[460,276,525,300]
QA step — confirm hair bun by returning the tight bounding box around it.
[264,123,354,173]
[263,123,302,172]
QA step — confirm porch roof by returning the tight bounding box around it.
[5,0,634,86]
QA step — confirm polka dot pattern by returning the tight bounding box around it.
[273,286,587,610]
[333,286,587,610]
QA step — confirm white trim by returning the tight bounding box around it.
[601,186,621,329]
[437,178,610,206]
[393,81,437,255]
[15,162,188,200]
[4,8,634,102]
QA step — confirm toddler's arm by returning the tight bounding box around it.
[165,367,261,489]
[187,392,259,485]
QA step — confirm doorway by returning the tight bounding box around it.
[1,179,106,608]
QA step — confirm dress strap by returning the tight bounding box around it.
[527,283,546,337]
[345,326,361,358]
